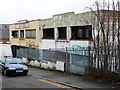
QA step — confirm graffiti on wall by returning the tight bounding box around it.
[71,45,88,55]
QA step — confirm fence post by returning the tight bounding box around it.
[88,46,90,68]
[66,47,68,72]
[87,46,91,75]
[36,49,39,61]
[70,48,72,65]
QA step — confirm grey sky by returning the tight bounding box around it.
[0,0,96,24]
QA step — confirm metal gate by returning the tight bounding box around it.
[66,46,89,75]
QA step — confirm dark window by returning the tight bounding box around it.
[26,29,36,39]
[20,30,24,38]
[58,27,67,39]
[43,28,54,39]
[71,25,92,40]
[77,29,83,38]
[12,31,18,38]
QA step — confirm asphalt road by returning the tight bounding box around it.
[1,73,71,89]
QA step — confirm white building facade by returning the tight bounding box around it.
[40,12,92,50]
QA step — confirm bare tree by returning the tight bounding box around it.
[84,0,120,81]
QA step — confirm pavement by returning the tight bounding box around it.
[28,66,120,89]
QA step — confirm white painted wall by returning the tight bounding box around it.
[70,40,89,47]
[24,58,65,72]
[56,41,70,48]
[56,40,89,49]
[56,61,65,71]
[40,60,56,69]
[40,40,89,49]
[40,39,55,49]
[0,44,12,59]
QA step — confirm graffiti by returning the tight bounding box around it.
[71,45,88,55]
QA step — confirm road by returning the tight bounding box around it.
[1,73,72,89]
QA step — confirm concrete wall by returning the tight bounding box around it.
[40,12,92,50]
[41,39,55,49]
[23,58,65,72]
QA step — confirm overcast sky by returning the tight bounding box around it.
[0,0,97,24]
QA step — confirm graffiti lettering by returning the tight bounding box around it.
[71,45,88,55]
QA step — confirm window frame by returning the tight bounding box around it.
[12,30,19,38]
[57,27,67,40]
[71,25,92,40]
[20,30,24,39]
[42,28,54,39]
[26,29,36,39]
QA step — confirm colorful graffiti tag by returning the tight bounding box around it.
[71,45,88,55]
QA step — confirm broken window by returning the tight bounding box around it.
[58,27,67,39]
[12,31,18,38]
[43,28,54,39]
[20,30,24,38]
[26,29,36,39]
[71,25,92,40]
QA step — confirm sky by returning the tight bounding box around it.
[0,0,97,24]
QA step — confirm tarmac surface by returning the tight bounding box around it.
[28,66,120,89]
